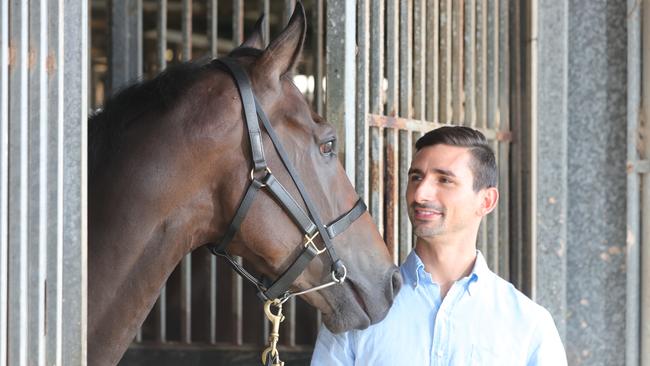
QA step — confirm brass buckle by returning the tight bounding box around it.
[303,232,326,255]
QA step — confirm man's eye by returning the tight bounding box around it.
[320,140,335,155]
[439,177,451,184]
[409,175,422,182]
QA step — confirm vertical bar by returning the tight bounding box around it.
[46,0,64,363]
[179,0,193,344]
[640,1,650,364]
[465,0,477,127]
[397,0,413,264]
[182,0,192,61]
[425,0,439,123]
[439,0,452,124]
[486,0,499,272]
[158,0,167,70]
[476,0,487,128]
[509,0,524,293]
[208,0,218,344]
[232,0,244,347]
[109,0,142,94]
[368,0,384,237]
[0,0,7,360]
[208,0,218,57]
[413,0,426,120]
[313,0,324,115]
[28,0,48,364]
[385,0,399,262]
[261,0,270,47]
[8,1,29,365]
[326,0,356,181]
[497,0,510,280]
[451,0,464,123]
[61,0,88,362]
[287,297,296,347]
[356,0,370,202]
[153,0,168,345]
[399,132,413,264]
[233,0,244,46]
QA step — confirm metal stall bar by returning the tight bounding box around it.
[326,0,356,181]
[485,0,499,272]
[384,0,400,262]
[425,0,439,124]
[208,0,218,345]
[0,0,7,360]
[465,0,477,127]
[497,0,510,280]
[451,0,463,124]
[45,1,64,364]
[61,0,89,363]
[356,0,370,202]
[313,0,324,116]
[260,0,269,47]
[180,0,193,344]
[109,0,143,94]
[641,1,650,364]
[368,0,385,234]
[154,0,168,343]
[509,0,525,294]
[27,0,49,364]
[439,0,452,124]
[475,0,488,255]
[232,0,244,346]
[7,1,29,365]
[397,0,413,264]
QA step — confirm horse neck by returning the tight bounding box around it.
[87,140,229,365]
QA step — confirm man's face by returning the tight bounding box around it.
[406,144,484,239]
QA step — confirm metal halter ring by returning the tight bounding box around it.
[331,263,347,283]
[250,167,272,186]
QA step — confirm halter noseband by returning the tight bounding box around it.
[208,57,367,302]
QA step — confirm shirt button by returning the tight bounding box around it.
[436,350,443,357]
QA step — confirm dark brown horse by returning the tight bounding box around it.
[88,4,400,365]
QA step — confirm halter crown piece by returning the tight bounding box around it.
[207,58,368,366]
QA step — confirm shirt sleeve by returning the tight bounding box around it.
[527,309,568,366]
[310,324,355,366]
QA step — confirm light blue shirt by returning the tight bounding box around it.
[311,251,567,366]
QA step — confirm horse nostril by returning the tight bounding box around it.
[390,269,402,298]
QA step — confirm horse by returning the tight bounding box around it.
[88,4,401,365]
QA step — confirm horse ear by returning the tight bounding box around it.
[256,2,306,79]
[240,15,266,50]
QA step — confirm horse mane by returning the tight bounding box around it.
[88,47,267,177]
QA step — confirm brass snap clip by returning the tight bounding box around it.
[261,299,285,366]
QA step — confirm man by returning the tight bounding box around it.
[311,126,567,365]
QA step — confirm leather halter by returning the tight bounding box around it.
[208,57,367,302]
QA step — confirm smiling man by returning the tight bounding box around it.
[311,126,567,365]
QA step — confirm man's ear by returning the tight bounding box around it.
[477,187,499,217]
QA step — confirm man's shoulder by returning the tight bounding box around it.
[483,271,553,325]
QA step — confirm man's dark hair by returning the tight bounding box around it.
[415,126,497,191]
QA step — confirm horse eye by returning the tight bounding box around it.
[320,140,335,155]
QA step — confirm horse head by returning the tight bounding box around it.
[210,3,401,333]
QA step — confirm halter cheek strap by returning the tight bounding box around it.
[207,57,367,302]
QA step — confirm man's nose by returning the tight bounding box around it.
[413,179,435,203]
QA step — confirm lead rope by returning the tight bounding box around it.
[261,299,286,366]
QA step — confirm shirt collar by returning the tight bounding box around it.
[400,249,490,294]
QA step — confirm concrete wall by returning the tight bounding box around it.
[534,1,628,365]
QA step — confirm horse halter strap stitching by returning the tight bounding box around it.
[208,57,367,302]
